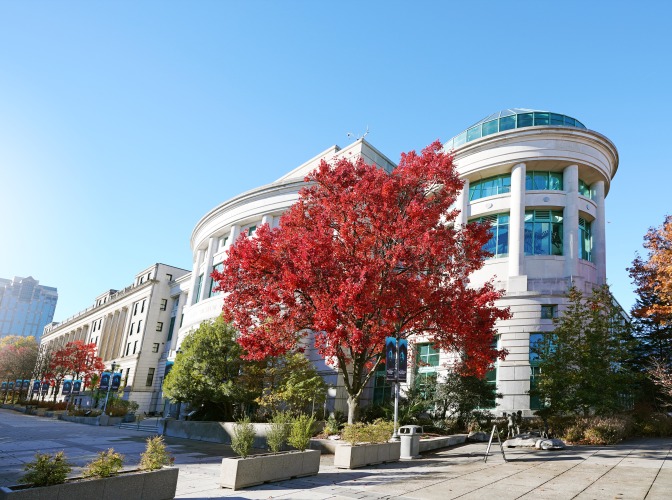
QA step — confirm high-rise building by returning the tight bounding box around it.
[0,276,58,339]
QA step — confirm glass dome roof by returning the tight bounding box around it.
[445,109,586,150]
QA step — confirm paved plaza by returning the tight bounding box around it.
[1,408,671,499]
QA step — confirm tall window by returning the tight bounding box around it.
[146,368,155,387]
[209,263,224,297]
[372,364,392,404]
[578,180,594,199]
[194,274,204,303]
[579,217,593,262]
[525,171,563,191]
[469,175,511,201]
[415,343,440,395]
[472,213,509,258]
[524,210,563,256]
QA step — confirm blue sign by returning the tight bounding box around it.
[72,380,82,395]
[385,337,408,382]
[41,381,50,394]
[99,372,111,391]
[62,380,73,395]
[1,381,7,392]
[32,380,41,393]
[22,380,30,390]
[111,372,122,391]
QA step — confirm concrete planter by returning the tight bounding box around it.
[58,414,123,426]
[220,449,320,490]
[333,441,401,469]
[0,467,178,500]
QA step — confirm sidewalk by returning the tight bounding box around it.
[1,408,671,499]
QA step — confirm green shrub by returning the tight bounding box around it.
[342,422,366,445]
[231,417,256,458]
[139,436,174,470]
[267,412,292,453]
[288,414,315,451]
[106,399,139,417]
[369,419,394,443]
[82,449,124,478]
[324,415,341,435]
[342,419,393,445]
[20,451,72,487]
[635,412,672,437]
[583,416,632,445]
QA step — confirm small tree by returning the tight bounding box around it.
[433,369,502,426]
[163,318,262,420]
[256,353,326,416]
[530,285,636,416]
[231,417,256,458]
[287,414,315,451]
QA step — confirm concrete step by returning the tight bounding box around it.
[118,422,160,432]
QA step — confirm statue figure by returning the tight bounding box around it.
[516,410,523,435]
[507,412,516,438]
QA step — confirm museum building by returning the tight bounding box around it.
[170,108,619,416]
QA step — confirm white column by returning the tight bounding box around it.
[225,225,241,249]
[455,180,469,227]
[563,165,579,280]
[201,237,218,301]
[261,214,273,228]
[593,180,607,285]
[186,248,204,306]
[509,163,526,278]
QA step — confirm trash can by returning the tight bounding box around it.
[399,425,423,459]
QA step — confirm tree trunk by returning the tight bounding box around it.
[347,395,359,424]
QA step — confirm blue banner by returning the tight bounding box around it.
[111,372,122,391]
[99,372,111,391]
[72,380,82,395]
[385,337,397,381]
[398,339,408,382]
[41,381,50,394]
[62,380,73,395]
[1,381,7,392]
[32,380,41,393]
[22,380,30,390]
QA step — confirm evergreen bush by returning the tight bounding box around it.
[287,414,315,451]
[139,436,174,470]
[231,417,256,458]
[82,449,124,478]
[20,451,72,487]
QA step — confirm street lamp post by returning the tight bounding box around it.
[102,362,117,415]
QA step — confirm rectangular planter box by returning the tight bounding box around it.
[333,441,401,469]
[418,434,467,453]
[220,449,320,490]
[0,467,178,500]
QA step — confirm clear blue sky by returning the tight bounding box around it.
[1,1,670,321]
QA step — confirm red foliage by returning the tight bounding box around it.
[49,341,105,389]
[213,141,510,417]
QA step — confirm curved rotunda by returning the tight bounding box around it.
[449,108,618,414]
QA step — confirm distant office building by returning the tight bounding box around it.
[0,276,58,338]
[40,263,189,413]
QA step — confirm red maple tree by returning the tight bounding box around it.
[48,341,105,399]
[213,141,510,422]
